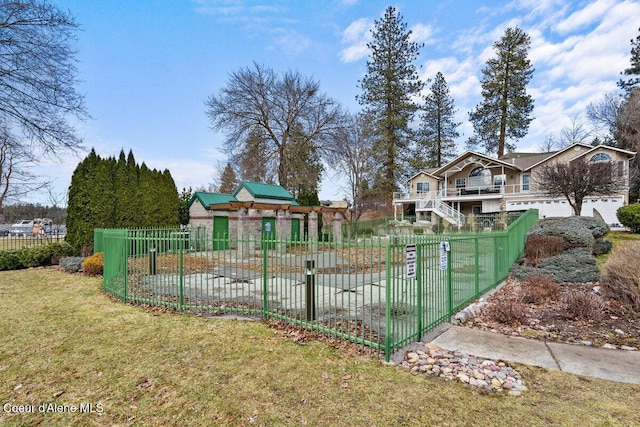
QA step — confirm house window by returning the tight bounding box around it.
[493,174,506,189]
[590,152,612,162]
[416,182,430,193]
[521,173,530,192]
[469,167,491,189]
[455,178,466,189]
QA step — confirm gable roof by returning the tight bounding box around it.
[572,144,637,161]
[406,168,440,183]
[433,150,522,176]
[523,143,593,170]
[189,192,238,209]
[233,181,297,203]
[500,151,557,170]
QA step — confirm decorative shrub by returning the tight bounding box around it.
[482,292,529,325]
[59,257,86,273]
[509,264,537,281]
[537,248,601,283]
[0,251,22,271]
[520,273,559,304]
[616,204,640,233]
[571,216,610,238]
[15,246,45,268]
[0,242,74,271]
[48,242,74,264]
[526,217,599,248]
[563,289,605,321]
[592,238,613,256]
[601,241,640,312]
[524,235,565,266]
[82,252,104,276]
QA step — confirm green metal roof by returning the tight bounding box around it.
[189,192,238,209]
[233,181,296,202]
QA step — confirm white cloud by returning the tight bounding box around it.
[553,0,614,34]
[410,23,435,44]
[339,18,373,63]
[272,28,312,57]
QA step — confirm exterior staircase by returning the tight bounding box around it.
[417,194,465,226]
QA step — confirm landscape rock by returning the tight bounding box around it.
[400,343,527,394]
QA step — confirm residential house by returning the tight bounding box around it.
[393,143,636,227]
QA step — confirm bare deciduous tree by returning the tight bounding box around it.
[559,114,591,147]
[586,92,623,143]
[327,112,377,226]
[0,0,88,153]
[535,157,622,216]
[537,134,559,153]
[205,63,341,192]
[0,128,49,207]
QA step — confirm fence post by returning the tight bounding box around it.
[384,243,392,362]
[493,235,499,285]
[149,243,157,275]
[416,244,422,340]
[447,242,453,318]
[262,236,269,316]
[123,230,129,303]
[474,237,479,296]
[305,260,316,321]
[179,240,185,312]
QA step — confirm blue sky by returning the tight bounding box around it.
[35,0,640,206]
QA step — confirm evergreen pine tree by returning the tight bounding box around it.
[66,150,181,253]
[158,169,180,226]
[66,149,101,253]
[178,187,193,226]
[357,6,424,209]
[618,27,640,92]
[114,150,139,227]
[218,163,238,193]
[468,26,534,157]
[415,72,460,168]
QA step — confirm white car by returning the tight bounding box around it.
[10,220,33,236]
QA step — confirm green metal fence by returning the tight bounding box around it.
[100,209,538,361]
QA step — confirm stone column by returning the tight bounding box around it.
[237,207,249,255]
[276,209,291,246]
[332,212,343,242]
[308,211,318,241]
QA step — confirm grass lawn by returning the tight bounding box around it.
[599,231,640,269]
[1,269,639,426]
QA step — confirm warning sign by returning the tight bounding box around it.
[440,241,450,270]
[405,244,417,279]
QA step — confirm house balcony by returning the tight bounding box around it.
[393,184,531,204]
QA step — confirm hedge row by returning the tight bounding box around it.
[0,242,74,271]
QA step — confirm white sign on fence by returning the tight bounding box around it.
[405,244,417,279]
[440,241,450,271]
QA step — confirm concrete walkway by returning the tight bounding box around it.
[430,325,640,385]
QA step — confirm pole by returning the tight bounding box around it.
[305,260,316,321]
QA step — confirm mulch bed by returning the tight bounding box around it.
[462,277,640,349]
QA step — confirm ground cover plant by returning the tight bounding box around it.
[1,268,639,426]
[465,231,640,349]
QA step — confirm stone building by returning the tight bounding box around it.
[188,181,347,248]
